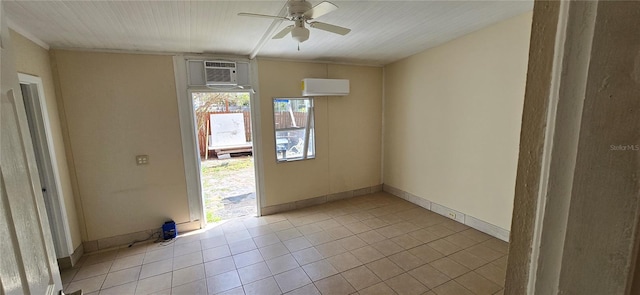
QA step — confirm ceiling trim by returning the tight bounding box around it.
[249,3,289,59]
[7,18,49,50]
[256,56,383,68]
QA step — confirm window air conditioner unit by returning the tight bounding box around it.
[204,61,237,86]
[302,78,350,96]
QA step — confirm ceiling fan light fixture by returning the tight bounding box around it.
[291,26,310,43]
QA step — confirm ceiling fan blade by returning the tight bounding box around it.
[272,25,294,39]
[309,21,351,35]
[238,12,288,20]
[303,1,338,19]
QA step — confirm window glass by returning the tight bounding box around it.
[273,98,315,162]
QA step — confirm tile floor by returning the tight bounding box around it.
[61,192,509,295]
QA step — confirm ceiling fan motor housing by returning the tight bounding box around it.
[288,0,313,18]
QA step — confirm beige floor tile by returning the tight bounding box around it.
[269,220,295,232]
[74,261,113,281]
[297,223,323,236]
[409,229,441,244]
[266,253,300,275]
[134,272,171,295]
[276,228,303,241]
[448,250,489,270]
[365,258,404,281]
[66,274,106,294]
[315,240,348,258]
[143,248,173,265]
[408,264,450,289]
[173,240,203,257]
[201,236,228,250]
[314,274,356,295]
[455,271,502,295]
[111,253,145,272]
[335,214,359,225]
[408,244,444,263]
[344,221,372,234]
[337,235,368,251]
[316,219,342,230]
[466,245,504,262]
[326,252,363,272]
[431,280,474,295]
[274,268,312,293]
[302,259,339,281]
[259,242,290,260]
[99,282,137,295]
[361,218,390,229]
[326,226,355,240]
[283,236,313,252]
[480,238,510,254]
[357,231,387,244]
[229,239,258,255]
[204,256,236,277]
[370,239,404,257]
[391,234,423,250]
[225,229,253,244]
[358,282,396,295]
[440,220,470,232]
[207,270,242,294]
[173,251,203,270]
[139,258,173,279]
[83,251,118,266]
[203,245,231,262]
[351,245,385,264]
[305,231,336,246]
[388,251,425,271]
[430,257,470,279]
[173,264,205,287]
[341,265,381,290]
[491,256,508,271]
[170,279,207,295]
[237,261,272,284]
[247,225,275,238]
[444,233,479,249]
[243,276,281,295]
[475,263,506,287]
[217,286,245,295]
[292,247,323,265]
[285,283,321,295]
[459,229,492,243]
[233,249,264,268]
[104,266,140,289]
[60,268,78,285]
[424,225,456,239]
[427,239,462,256]
[384,273,428,295]
[116,245,148,259]
[253,233,281,247]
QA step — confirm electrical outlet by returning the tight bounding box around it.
[136,155,149,165]
[448,212,456,219]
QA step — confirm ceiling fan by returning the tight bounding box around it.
[238,0,351,44]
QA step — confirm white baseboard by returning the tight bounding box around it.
[383,184,510,242]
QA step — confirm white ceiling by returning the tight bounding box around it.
[5,0,533,65]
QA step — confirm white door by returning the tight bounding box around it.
[0,3,63,294]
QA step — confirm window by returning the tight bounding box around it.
[273,98,315,162]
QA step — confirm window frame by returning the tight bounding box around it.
[272,97,316,163]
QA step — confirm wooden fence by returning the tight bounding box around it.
[197,111,309,157]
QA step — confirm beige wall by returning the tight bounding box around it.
[10,30,83,251]
[257,60,383,206]
[51,50,189,241]
[383,12,532,230]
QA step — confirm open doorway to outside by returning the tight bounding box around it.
[192,91,257,223]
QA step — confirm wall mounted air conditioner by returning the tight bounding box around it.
[302,78,350,96]
[204,61,237,86]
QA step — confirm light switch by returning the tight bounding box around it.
[136,155,149,165]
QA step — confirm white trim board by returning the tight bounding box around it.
[18,73,74,257]
[383,184,510,242]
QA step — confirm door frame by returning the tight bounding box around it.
[18,73,73,258]
[173,56,264,228]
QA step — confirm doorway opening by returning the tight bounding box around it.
[192,91,257,223]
